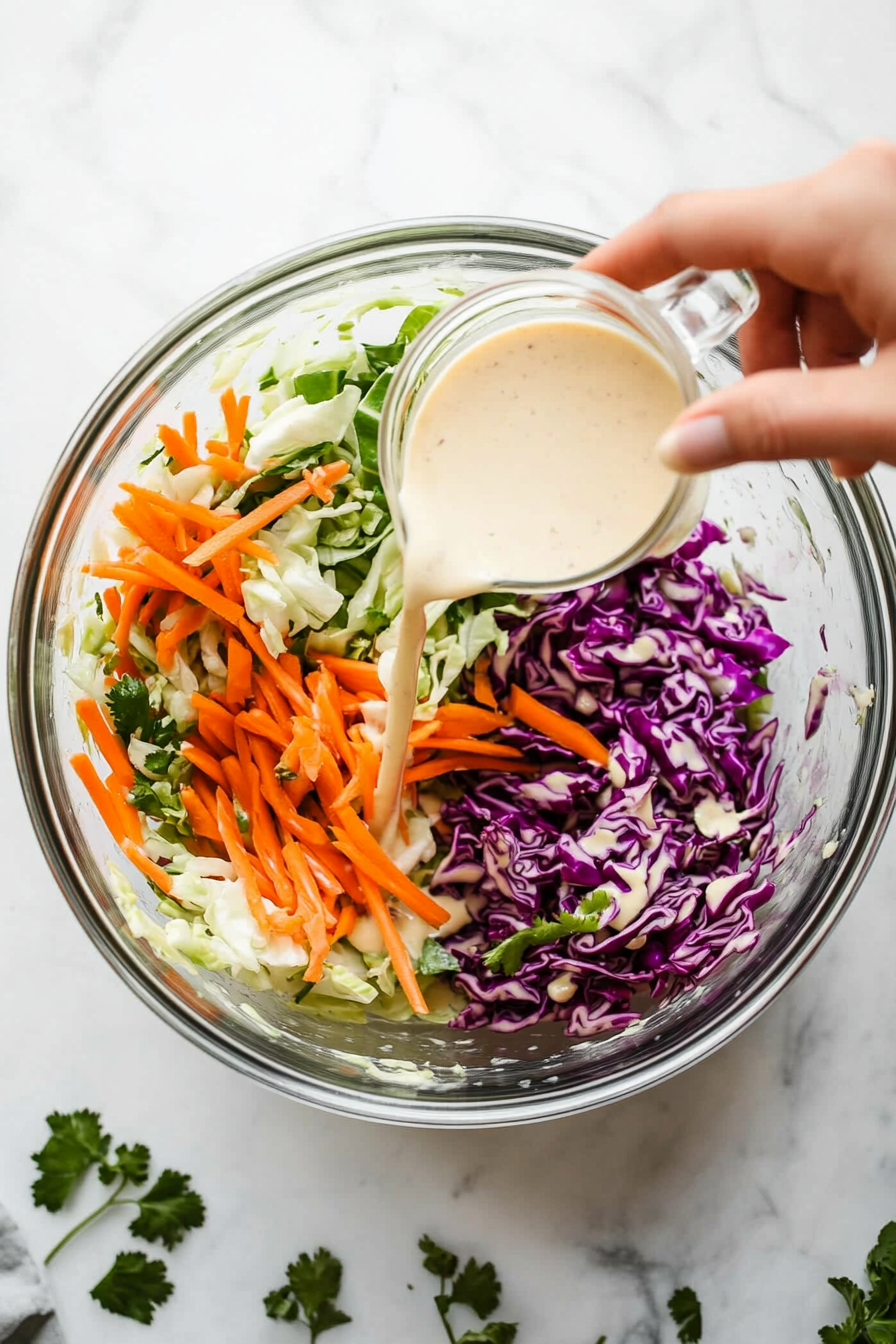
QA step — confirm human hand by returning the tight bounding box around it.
[575,140,896,479]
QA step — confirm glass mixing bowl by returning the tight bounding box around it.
[10,220,896,1127]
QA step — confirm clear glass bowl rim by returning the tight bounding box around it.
[9,215,896,1128]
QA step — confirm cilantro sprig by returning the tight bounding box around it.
[419,1234,518,1344]
[483,890,611,977]
[669,1285,703,1342]
[32,1109,205,1324]
[264,1247,351,1341]
[90,1251,173,1325]
[820,1221,896,1342]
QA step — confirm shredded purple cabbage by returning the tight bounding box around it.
[433,522,791,1037]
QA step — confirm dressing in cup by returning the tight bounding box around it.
[371,266,760,841]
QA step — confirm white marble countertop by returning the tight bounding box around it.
[3,1,896,1340]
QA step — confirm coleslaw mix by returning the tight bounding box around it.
[64,281,789,1036]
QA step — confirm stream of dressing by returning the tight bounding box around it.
[370,317,684,845]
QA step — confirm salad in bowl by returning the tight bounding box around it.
[13,219,894,1124]
[65,277,792,1037]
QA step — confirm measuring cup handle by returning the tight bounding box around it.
[643,268,760,363]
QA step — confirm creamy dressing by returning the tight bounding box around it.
[371,317,683,841]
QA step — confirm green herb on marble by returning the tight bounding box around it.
[419,1234,518,1343]
[90,1250,174,1325]
[668,1285,703,1342]
[819,1221,896,1343]
[264,1246,352,1341]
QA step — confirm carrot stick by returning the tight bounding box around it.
[203,451,255,485]
[307,669,357,772]
[357,740,378,824]
[234,727,263,818]
[84,562,177,588]
[106,773,143,846]
[190,694,237,751]
[508,684,609,767]
[121,484,239,532]
[183,462,349,568]
[225,636,253,707]
[220,388,250,457]
[71,753,126,844]
[138,588,168,630]
[158,423,200,469]
[75,698,134,787]
[249,736,328,846]
[355,869,428,1015]
[137,548,243,626]
[235,708,291,751]
[423,736,524,758]
[197,716,229,759]
[181,742,228,789]
[113,501,183,562]
[181,785,222,843]
[312,654,385,696]
[113,584,148,659]
[474,653,499,710]
[156,604,208,668]
[403,753,541,783]
[190,772,221,825]
[121,839,174,896]
[331,901,356,943]
[215,791,271,931]
[253,671,291,728]
[314,745,345,813]
[332,807,448,928]
[238,618,310,714]
[434,703,513,734]
[102,586,122,621]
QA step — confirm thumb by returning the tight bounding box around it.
[656,362,896,476]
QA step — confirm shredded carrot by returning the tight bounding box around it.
[122,839,174,895]
[102,586,122,621]
[138,588,168,630]
[238,618,310,715]
[158,423,200,469]
[121,484,238,532]
[250,737,328,847]
[106,773,143,846]
[183,462,350,568]
[220,388,251,458]
[473,653,499,710]
[137,548,243,626]
[314,745,345,813]
[435,703,513,734]
[75,698,134,787]
[332,807,448,928]
[332,901,357,943]
[215,791,271,931]
[113,500,183,563]
[71,753,126,844]
[307,668,357,772]
[355,869,428,1015]
[424,736,524,758]
[190,694,237,751]
[181,785,222,843]
[235,708,290,751]
[181,742,228,789]
[156,604,207,669]
[397,809,410,846]
[113,585,148,660]
[254,671,291,728]
[357,740,379,823]
[508,684,609,767]
[197,716,228,758]
[405,753,540,783]
[313,654,385,697]
[85,562,177,588]
[203,451,255,485]
[225,636,253,707]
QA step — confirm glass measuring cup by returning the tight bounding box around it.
[378,266,760,592]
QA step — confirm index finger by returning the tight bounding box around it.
[573,179,804,291]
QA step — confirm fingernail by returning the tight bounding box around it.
[657,415,729,472]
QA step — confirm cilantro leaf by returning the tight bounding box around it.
[483,891,611,977]
[457,1326,518,1344]
[128,1168,206,1250]
[417,938,461,976]
[869,1224,896,1280]
[106,675,151,741]
[452,1258,502,1320]
[265,1286,300,1321]
[143,748,173,774]
[265,1247,350,1341]
[420,1234,459,1280]
[32,1110,111,1212]
[93,592,104,618]
[668,1285,703,1342]
[99,1142,151,1187]
[90,1250,173,1324]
